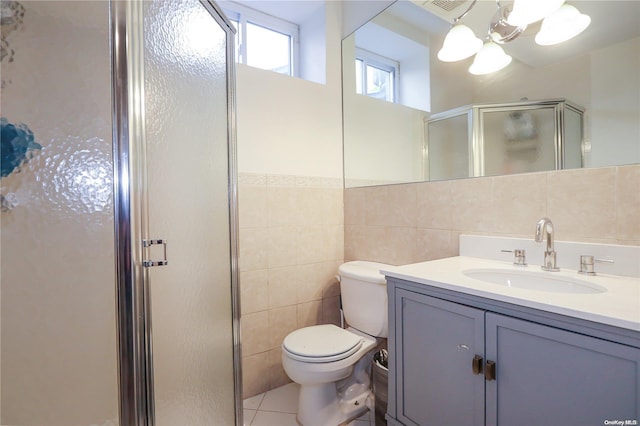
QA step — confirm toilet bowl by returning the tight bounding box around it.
[281,261,391,426]
[282,325,379,426]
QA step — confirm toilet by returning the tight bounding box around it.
[282,261,391,426]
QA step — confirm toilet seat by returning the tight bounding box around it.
[282,324,363,363]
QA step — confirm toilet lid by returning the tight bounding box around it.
[283,325,363,363]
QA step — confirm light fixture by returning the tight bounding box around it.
[507,0,565,27]
[437,0,482,62]
[437,0,591,76]
[489,2,527,44]
[469,39,512,75]
[437,23,483,62]
[535,3,591,46]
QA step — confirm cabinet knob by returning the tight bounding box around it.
[472,355,483,375]
[485,360,496,381]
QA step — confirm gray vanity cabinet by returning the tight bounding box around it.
[388,282,640,426]
[394,289,485,426]
[485,312,640,425]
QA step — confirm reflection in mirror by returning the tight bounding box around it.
[427,98,584,180]
[342,0,640,188]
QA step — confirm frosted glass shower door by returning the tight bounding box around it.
[427,113,471,181]
[480,107,557,177]
[142,1,237,424]
[1,2,118,425]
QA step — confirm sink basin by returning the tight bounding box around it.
[463,268,607,294]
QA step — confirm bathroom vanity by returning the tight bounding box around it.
[382,238,640,426]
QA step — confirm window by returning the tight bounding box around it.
[224,3,299,76]
[355,49,399,103]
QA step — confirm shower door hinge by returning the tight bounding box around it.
[143,239,168,267]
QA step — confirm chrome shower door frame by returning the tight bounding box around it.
[110,1,241,424]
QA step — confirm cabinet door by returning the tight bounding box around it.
[486,313,640,425]
[395,290,485,426]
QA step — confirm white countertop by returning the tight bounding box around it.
[383,256,640,332]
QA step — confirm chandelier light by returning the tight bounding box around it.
[507,0,565,27]
[437,0,482,62]
[437,23,483,62]
[535,3,592,46]
[489,2,527,44]
[469,40,513,75]
[437,0,591,75]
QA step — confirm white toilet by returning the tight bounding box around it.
[281,260,391,426]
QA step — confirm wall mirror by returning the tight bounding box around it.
[342,0,640,187]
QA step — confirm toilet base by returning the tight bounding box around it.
[296,350,375,426]
[297,384,371,426]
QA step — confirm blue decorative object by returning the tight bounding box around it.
[1,117,42,177]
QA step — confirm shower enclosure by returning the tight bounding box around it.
[1,1,240,424]
[426,99,585,181]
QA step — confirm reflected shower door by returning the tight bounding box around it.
[142,1,237,424]
[427,113,471,181]
[480,107,557,177]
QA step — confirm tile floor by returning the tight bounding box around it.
[243,382,374,426]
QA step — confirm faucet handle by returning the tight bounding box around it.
[501,249,527,267]
[578,255,614,276]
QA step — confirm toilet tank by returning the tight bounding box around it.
[338,261,392,338]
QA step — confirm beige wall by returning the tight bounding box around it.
[238,173,344,397]
[235,2,346,398]
[345,165,640,266]
[238,162,640,399]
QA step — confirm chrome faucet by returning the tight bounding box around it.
[535,217,560,271]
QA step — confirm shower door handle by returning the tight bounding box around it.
[143,239,168,267]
